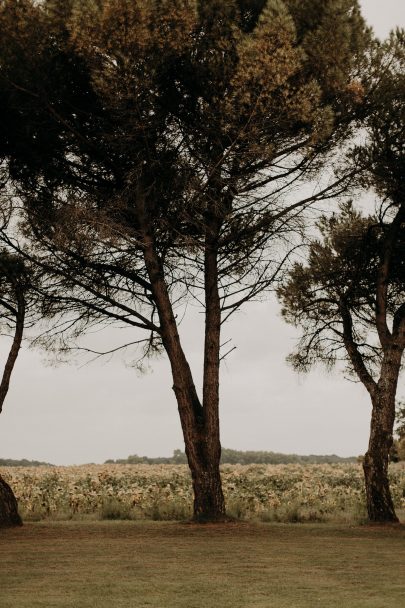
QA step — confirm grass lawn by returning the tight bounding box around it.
[0,521,404,608]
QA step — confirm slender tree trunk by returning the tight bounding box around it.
[363,348,401,523]
[0,291,25,413]
[341,252,404,523]
[199,211,225,520]
[0,475,22,528]
[363,203,405,522]
[140,215,226,521]
[0,292,25,526]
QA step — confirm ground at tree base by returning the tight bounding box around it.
[0,521,404,608]
[0,475,22,528]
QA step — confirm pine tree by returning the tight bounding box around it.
[0,0,370,520]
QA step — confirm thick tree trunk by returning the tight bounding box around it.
[0,475,22,528]
[172,371,226,521]
[191,459,225,521]
[363,350,401,523]
[363,429,398,523]
[140,216,226,521]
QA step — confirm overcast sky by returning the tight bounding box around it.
[0,0,404,466]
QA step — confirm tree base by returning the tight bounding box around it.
[363,454,399,524]
[367,512,399,524]
[0,475,22,528]
[191,513,237,524]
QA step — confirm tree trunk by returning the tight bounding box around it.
[362,350,401,523]
[0,475,22,528]
[363,435,398,523]
[0,290,25,413]
[140,214,226,521]
[194,204,226,521]
[190,457,226,521]
[172,370,226,521]
[0,291,25,527]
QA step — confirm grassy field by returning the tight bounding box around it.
[1,521,404,608]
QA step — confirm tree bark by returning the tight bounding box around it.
[0,291,25,413]
[362,203,405,522]
[0,290,25,526]
[0,475,22,528]
[362,348,402,523]
[199,209,226,520]
[146,239,226,519]
[139,207,226,521]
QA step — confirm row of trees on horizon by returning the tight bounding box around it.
[0,449,359,468]
[107,449,360,465]
[0,0,404,526]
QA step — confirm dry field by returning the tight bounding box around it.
[2,462,405,523]
[1,521,405,608]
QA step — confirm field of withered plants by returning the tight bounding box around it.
[2,462,404,523]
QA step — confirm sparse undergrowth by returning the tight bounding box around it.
[1,463,404,524]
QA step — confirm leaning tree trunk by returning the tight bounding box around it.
[141,221,226,522]
[0,475,22,528]
[363,351,401,523]
[0,290,25,414]
[0,292,25,527]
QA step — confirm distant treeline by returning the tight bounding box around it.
[0,458,53,467]
[105,448,358,466]
[0,450,358,468]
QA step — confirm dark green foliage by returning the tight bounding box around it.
[105,450,188,465]
[105,448,357,465]
[0,0,372,520]
[356,31,405,205]
[220,448,357,464]
[278,30,405,376]
[278,30,405,522]
[0,0,372,354]
[278,202,405,373]
[0,458,53,467]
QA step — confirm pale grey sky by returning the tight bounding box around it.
[0,0,404,465]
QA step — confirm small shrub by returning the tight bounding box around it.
[18,506,48,522]
[145,498,192,521]
[258,504,326,524]
[226,499,250,520]
[100,499,134,521]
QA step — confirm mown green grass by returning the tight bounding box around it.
[0,521,405,608]
[1,521,404,608]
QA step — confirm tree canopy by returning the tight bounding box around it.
[278,30,405,383]
[0,0,373,521]
[278,30,405,522]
